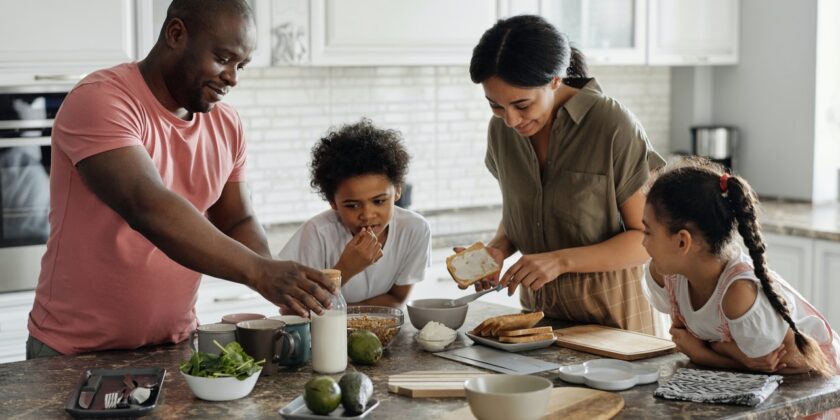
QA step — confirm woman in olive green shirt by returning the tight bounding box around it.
[468,15,665,333]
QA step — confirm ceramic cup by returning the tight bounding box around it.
[221,313,265,324]
[190,323,237,355]
[235,319,296,376]
[268,315,311,366]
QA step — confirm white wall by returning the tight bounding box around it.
[224,66,671,225]
[814,0,840,203]
[677,0,818,201]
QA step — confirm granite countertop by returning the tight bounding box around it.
[759,200,840,242]
[2,302,838,419]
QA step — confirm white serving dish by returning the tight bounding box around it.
[181,369,261,401]
[466,332,555,353]
[556,358,659,391]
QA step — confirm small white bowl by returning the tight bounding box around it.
[464,375,553,420]
[414,333,456,352]
[181,369,261,401]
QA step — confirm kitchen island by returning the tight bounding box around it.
[1,302,838,419]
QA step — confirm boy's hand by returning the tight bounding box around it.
[337,227,383,279]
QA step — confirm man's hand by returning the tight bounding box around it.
[336,227,383,280]
[252,260,336,318]
[453,245,505,291]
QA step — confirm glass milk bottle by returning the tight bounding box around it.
[311,269,347,373]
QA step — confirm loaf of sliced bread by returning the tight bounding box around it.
[446,242,500,288]
[496,326,554,337]
[498,332,556,343]
[470,311,544,337]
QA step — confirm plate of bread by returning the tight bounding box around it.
[466,311,556,352]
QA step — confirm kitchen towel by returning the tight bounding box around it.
[654,368,783,406]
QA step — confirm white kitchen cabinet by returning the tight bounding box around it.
[813,239,840,333]
[763,232,814,302]
[0,291,35,363]
[541,0,647,65]
[0,0,136,77]
[195,276,280,324]
[647,0,739,65]
[309,0,499,66]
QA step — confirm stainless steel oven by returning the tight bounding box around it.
[0,86,68,293]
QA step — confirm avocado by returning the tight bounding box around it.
[348,330,383,365]
[339,372,374,415]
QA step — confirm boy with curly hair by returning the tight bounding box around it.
[278,119,431,308]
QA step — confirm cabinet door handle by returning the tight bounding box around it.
[33,74,86,82]
[213,292,260,303]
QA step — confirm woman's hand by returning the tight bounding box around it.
[710,341,788,373]
[669,325,706,359]
[453,245,505,291]
[499,251,566,295]
[336,227,383,280]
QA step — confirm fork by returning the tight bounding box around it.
[103,391,121,409]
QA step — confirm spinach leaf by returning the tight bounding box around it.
[179,340,265,381]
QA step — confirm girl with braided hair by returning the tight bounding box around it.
[641,158,838,376]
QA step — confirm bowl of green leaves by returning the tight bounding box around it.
[179,341,264,401]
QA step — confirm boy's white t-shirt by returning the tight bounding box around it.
[277,206,431,303]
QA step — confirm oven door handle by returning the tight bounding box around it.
[34,74,86,82]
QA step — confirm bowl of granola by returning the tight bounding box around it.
[347,305,404,349]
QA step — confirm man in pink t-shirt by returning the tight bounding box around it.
[27,0,335,357]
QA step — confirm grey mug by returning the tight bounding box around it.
[189,323,237,355]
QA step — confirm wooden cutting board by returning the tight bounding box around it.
[553,324,676,361]
[388,371,494,398]
[440,387,624,420]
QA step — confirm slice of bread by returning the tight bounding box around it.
[446,242,500,288]
[496,326,553,337]
[470,311,545,337]
[498,332,555,343]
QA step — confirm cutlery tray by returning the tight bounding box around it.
[64,367,166,418]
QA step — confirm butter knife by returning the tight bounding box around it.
[78,373,102,409]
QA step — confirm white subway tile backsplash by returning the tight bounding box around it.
[227,65,670,226]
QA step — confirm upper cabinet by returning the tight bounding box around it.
[0,0,136,79]
[541,0,647,65]
[647,0,739,65]
[308,0,498,66]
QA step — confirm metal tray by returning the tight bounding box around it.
[466,332,556,352]
[278,395,379,419]
[64,367,166,419]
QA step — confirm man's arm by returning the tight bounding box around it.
[76,146,335,316]
[207,181,271,258]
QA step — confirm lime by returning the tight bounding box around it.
[348,330,383,365]
[303,376,341,415]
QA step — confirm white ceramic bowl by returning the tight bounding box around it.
[414,333,456,352]
[464,375,553,420]
[406,299,468,330]
[181,369,261,401]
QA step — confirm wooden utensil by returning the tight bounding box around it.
[388,371,493,398]
[440,387,624,420]
[553,324,676,361]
